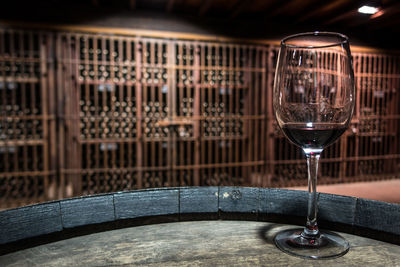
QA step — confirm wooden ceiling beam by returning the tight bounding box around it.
[381,17,400,29]
[298,0,353,22]
[129,0,136,10]
[322,9,358,25]
[266,0,316,17]
[230,0,254,19]
[166,0,175,13]
[382,0,398,5]
[259,0,300,23]
[198,0,213,17]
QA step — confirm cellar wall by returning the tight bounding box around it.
[1,27,399,208]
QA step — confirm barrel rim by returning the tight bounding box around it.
[1,186,399,255]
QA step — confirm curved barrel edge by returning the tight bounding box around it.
[0,201,62,245]
[1,186,399,250]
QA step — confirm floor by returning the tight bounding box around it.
[286,179,400,204]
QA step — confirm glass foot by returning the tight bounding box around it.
[274,228,350,259]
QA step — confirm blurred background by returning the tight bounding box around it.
[0,0,399,209]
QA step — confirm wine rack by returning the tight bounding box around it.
[0,26,399,209]
[0,29,55,208]
[351,53,400,181]
[266,47,400,187]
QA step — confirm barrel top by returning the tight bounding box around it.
[1,187,400,255]
[1,220,399,266]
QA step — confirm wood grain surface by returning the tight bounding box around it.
[1,220,399,266]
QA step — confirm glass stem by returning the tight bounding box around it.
[303,151,321,238]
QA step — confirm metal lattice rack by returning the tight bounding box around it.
[0,26,399,208]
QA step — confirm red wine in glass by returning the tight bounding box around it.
[281,123,347,150]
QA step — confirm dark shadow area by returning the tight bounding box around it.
[0,0,399,49]
[354,227,400,246]
[256,222,287,245]
[219,211,259,221]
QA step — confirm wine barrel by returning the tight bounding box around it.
[1,187,400,265]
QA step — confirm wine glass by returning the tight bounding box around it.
[273,32,355,259]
